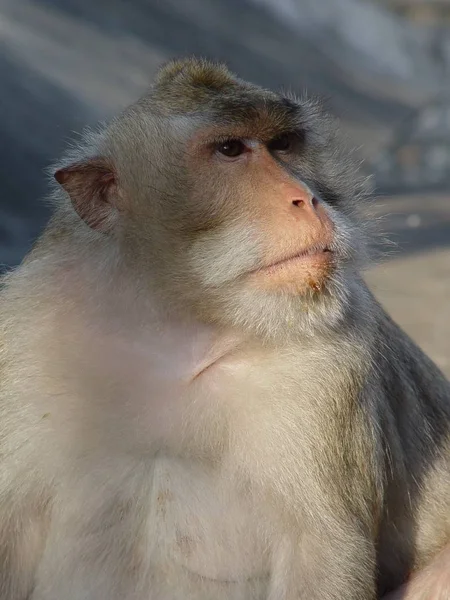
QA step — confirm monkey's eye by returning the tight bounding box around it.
[216,139,246,158]
[267,133,292,152]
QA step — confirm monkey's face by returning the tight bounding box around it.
[184,127,338,298]
[178,131,363,338]
[137,84,371,339]
[55,59,371,340]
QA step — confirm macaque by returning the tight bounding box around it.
[1,57,450,600]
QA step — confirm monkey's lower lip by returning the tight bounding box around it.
[257,248,333,275]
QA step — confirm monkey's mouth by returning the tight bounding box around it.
[247,244,335,293]
[258,245,333,274]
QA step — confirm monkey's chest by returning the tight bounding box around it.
[148,456,271,584]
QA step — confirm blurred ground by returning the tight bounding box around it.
[367,246,450,377]
[366,193,450,377]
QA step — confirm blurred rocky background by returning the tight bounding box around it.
[0,0,449,373]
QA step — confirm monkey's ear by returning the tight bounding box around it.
[54,158,120,233]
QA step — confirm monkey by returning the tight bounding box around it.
[0,57,449,600]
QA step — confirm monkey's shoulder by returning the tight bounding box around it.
[372,309,450,413]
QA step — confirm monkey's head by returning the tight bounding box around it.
[53,58,372,340]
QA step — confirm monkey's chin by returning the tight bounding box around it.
[248,250,334,295]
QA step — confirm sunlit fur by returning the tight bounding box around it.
[0,58,450,600]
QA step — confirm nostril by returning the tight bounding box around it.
[292,197,317,208]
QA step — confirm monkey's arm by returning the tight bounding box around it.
[0,337,52,599]
[0,491,51,599]
[369,299,450,596]
[382,543,450,599]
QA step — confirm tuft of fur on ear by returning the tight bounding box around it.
[54,158,119,233]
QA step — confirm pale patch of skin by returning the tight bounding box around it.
[50,292,245,449]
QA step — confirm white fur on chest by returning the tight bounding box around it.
[147,456,270,584]
[41,334,324,599]
[140,350,314,593]
[138,350,308,598]
[32,357,331,600]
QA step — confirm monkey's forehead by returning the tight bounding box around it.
[146,57,306,134]
[205,93,301,124]
[147,89,306,142]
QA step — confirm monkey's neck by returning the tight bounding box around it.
[23,249,372,386]
[34,256,248,384]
